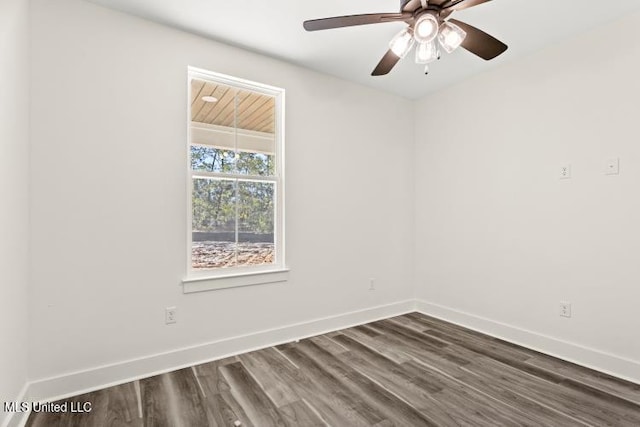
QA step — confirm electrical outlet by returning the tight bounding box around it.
[369,278,375,291]
[559,164,572,180]
[165,306,177,324]
[605,158,620,175]
[559,302,572,318]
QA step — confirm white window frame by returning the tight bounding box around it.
[183,67,287,293]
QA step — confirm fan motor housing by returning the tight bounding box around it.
[400,0,412,11]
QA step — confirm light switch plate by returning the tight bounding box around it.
[559,164,572,179]
[605,158,619,175]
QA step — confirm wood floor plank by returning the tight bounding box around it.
[404,360,551,427]
[292,339,441,427]
[406,313,537,361]
[333,335,467,426]
[252,347,379,427]
[208,393,244,427]
[193,359,255,427]
[139,368,208,427]
[417,322,534,364]
[412,317,640,425]
[54,390,109,427]
[373,319,449,349]
[353,324,383,337]
[526,355,640,405]
[25,384,140,427]
[26,312,640,427]
[340,326,412,364]
[323,330,342,338]
[219,362,287,427]
[193,359,231,395]
[309,335,349,355]
[68,391,109,427]
[370,319,479,370]
[278,400,327,427]
[423,328,550,375]
[333,333,442,394]
[25,411,63,427]
[237,350,299,407]
[386,314,435,332]
[425,325,640,409]
[443,359,589,426]
[277,342,388,426]
[464,354,640,427]
[104,382,143,426]
[369,325,473,373]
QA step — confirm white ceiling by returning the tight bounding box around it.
[86,0,640,99]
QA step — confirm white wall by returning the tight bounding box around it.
[0,0,30,423]
[415,12,640,381]
[29,0,415,385]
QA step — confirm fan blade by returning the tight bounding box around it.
[442,0,492,12]
[371,50,401,76]
[440,9,454,20]
[303,13,411,31]
[448,19,507,60]
[402,0,423,13]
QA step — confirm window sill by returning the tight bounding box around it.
[182,268,290,293]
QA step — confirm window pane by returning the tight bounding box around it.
[235,151,274,176]
[237,181,275,267]
[191,145,237,173]
[190,80,239,170]
[236,90,275,134]
[235,89,276,176]
[190,145,273,177]
[192,178,237,270]
[191,80,236,127]
[190,81,275,177]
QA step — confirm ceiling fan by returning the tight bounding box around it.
[303,0,508,76]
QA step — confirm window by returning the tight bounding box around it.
[184,68,286,291]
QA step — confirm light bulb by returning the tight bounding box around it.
[389,28,415,59]
[438,22,466,53]
[415,41,439,64]
[414,14,439,44]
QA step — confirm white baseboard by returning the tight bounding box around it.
[27,300,415,402]
[415,299,640,385]
[2,382,30,427]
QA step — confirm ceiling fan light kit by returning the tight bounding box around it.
[438,21,467,53]
[392,14,465,65]
[389,28,415,58]
[303,0,508,76]
[414,14,439,43]
[415,40,439,64]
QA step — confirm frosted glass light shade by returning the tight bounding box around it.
[415,41,439,64]
[414,14,439,44]
[438,21,467,53]
[389,28,415,58]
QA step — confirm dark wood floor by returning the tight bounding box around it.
[27,312,640,426]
